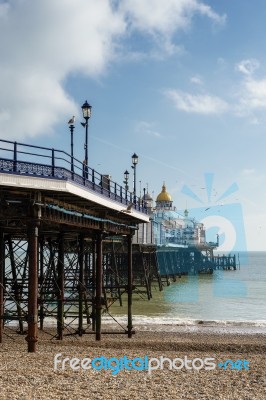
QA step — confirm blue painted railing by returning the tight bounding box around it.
[0,139,147,213]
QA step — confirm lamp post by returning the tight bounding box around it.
[123,170,129,191]
[68,116,75,177]
[131,153,138,204]
[81,100,92,179]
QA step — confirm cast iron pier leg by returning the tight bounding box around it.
[39,237,44,330]
[96,233,103,340]
[8,236,24,334]
[26,222,39,352]
[127,233,133,338]
[78,235,84,336]
[0,230,4,343]
[92,239,96,331]
[57,233,64,340]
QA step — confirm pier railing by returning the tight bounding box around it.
[0,139,147,212]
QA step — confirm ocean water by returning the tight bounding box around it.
[110,251,266,332]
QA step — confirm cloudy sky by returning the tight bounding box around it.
[1,0,266,250]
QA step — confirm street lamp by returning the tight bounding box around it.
[131,153,138,203]
[123,170,129,191]
[81,100,92,179]
[68,116,75,177]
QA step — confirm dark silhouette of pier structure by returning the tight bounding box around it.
[0,139,238,353]
[0,139,149,352]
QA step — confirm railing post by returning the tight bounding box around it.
[51,149,55,177]
[83,161,86,185]
[92,169,95,188]
[100,174,103,194]
[13,142,17,172]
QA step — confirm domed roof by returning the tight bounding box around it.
[156,184,172,202]
[142,192,153,201]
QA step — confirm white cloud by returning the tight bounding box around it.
[165,58,266,120]
[240,168,266,188]
[190,75,203,85]
[120,0,225,56]
[241,168,256,176]
[165,89,228,114]
[0,0,225,139]
[243,78,266,107]
[235,59,260,75]
[136,121,162,138]
[0,0,126,139]
[121,0,225,35]
[234,76,266,119]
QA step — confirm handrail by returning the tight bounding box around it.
[0,138,147,213]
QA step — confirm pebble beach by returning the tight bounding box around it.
[0,327,265,400]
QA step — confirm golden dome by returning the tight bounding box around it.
[156,184,172,202]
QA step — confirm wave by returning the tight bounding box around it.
[5,315,266,334]
[103,315,266,334]
[106,315,266,327]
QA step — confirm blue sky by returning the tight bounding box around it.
[1,0,266,250]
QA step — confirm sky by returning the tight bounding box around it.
[1,0,266,251]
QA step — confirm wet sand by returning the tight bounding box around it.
[0,328,265,399]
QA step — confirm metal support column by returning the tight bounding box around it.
[0,230,4,343]
[95,233,103,340]
[127,233,133,338]
[92,239,96,331]
[84,244,91,326]
[57,233,64,340]
[8,236,24,334]
[78,235,84,336]
[39,237,44,330]
[26,222,39,352]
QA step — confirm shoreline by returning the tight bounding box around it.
[5,316,266,337]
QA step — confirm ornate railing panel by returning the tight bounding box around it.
[0,139,146,213]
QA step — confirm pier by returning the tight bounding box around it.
[0,139,239,352]
[0,139,149,351]
[213,254,238,270]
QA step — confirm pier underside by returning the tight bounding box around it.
[0,185,237,352]
[0,180,150,352]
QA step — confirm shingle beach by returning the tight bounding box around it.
[0,327,265,400]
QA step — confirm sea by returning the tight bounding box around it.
[6,251,265,335]
[109,251,266,334]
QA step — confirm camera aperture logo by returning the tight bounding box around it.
[167,172,248,301]
[181,173,247,253]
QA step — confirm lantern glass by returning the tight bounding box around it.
[131,153,138,165]
[81,101,92,119]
